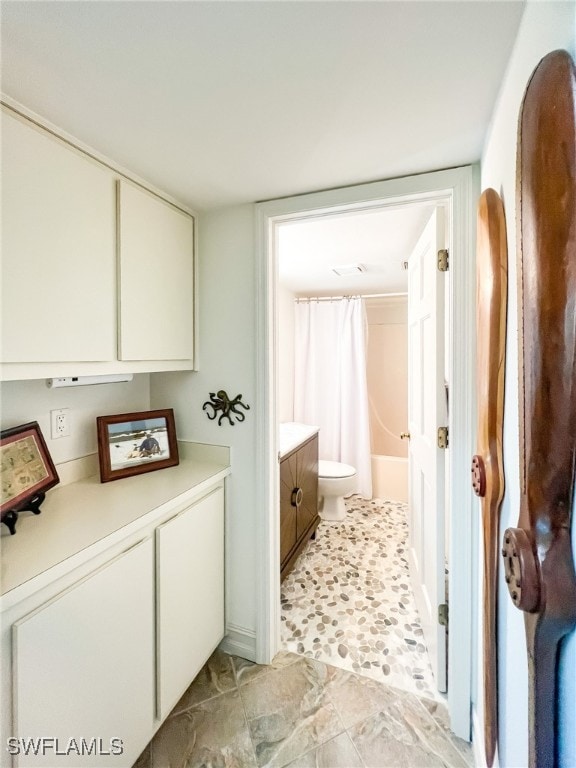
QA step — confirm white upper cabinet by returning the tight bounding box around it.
[0,104,196,379]
[118,180,194,361]
[1,109,116,363]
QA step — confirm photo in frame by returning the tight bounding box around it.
[1,421,60,534]
[96,409,179,483]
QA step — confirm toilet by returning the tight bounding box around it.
[317,460,357,521]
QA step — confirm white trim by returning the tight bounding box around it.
[219,623,257,661]
[472,703,494,768]
[255,166,478,741]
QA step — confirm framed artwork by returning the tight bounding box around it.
[96,409,179,483]
[1,422,60,534]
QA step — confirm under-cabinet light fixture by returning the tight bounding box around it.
[46,374,134,388]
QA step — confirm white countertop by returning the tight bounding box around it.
[279,422,319,459]
[0,457,230,600]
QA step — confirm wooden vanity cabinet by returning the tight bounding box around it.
[280,433,319,580]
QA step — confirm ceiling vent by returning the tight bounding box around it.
[331,263,367,276]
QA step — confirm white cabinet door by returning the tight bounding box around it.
[1,108,116,363]
[12,538,155,768]
[118,180,194,362]
[156,486,224,721]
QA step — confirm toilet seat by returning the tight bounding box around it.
[318,460,356,479]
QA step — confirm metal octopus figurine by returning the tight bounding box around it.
[202,390,250,426]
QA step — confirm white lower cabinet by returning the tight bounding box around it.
[2,480,226,768]
[12,538,155,768]
[156,486,224,721]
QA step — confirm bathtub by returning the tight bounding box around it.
[371,454,408,503]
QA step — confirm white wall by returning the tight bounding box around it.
[150,204,258,653]
[277,284,295,423]
[480,3,576,766]
[365,296,408,458]
[0,375,150,467]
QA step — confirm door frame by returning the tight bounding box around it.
[254,165,479,740]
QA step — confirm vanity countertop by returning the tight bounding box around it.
[279,422,319,460]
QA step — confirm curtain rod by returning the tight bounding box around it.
[294,292,407,303]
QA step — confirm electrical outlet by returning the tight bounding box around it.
[50,408,71,439]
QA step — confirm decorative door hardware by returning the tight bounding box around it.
[437,249,449,272]
[438,603,449,627]
[502,49,576,768]
[400,431,411,441]
[202,390,250,425]
[291,487,303,508]
[471,188,508,768]
[437,426,448,449]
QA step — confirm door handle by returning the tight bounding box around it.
[400,432,411,440]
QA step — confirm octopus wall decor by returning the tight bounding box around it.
[202,390,250,426]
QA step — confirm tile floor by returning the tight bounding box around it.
[134,649,473,768]
[281,496,440,700]
[134,495,473,767]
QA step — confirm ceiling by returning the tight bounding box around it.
[1,1,525,212]
[278,203,437,295]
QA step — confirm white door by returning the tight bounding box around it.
[13,538,155,767]
[407,208,447,692]
[156,486,225,721]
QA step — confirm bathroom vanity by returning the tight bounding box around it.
[279,423,319,580]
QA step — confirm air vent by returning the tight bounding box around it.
[331,264,367,276]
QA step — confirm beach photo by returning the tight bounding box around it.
[96,409,179,482]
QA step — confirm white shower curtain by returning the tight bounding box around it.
[293,297,372,499]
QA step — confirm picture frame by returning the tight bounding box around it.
[1,421,60,533]
[96,409,179,483]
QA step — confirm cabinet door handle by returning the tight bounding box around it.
[291,487,303,507]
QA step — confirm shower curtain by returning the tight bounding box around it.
[293,296,372,499]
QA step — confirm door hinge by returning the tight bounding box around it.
[437,426,449,449]
[438,603,449,627]
[437,249,449,272]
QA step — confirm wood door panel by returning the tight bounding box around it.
[503,49,576,768]
[280,434,319,580]
[296,438,318,540]
[280,456,298,564]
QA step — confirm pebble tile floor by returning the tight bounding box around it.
[281,495,441,701]
[134,495,474,767]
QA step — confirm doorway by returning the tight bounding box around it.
[254,166,478,740]
[276,203,449,701]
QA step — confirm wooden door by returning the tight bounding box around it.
[280,435,319,580]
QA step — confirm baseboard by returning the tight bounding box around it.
[219,622,257,662]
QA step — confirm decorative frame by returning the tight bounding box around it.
[96,409,179,483]
[1,421,60,533]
